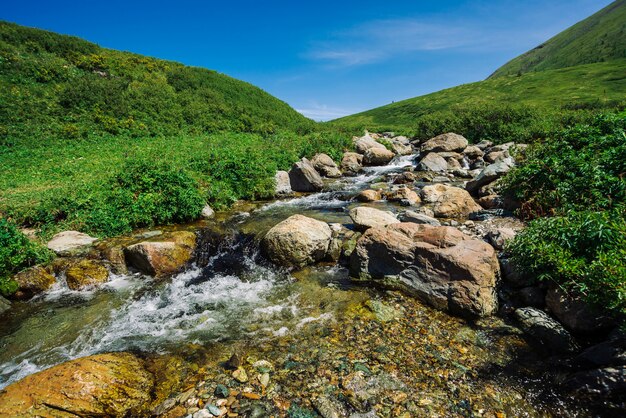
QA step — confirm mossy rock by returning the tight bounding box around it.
[65,259,110,290]
[12,266,56,300]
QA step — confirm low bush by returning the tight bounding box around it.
[0,218,53,296]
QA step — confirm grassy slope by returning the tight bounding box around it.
[332,59,626,130]
[490,0,626,78]
[0,21,315,146]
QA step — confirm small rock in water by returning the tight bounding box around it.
[252,359,274,373]
[233,367,248,383]
[225,353,242,370]
[205,404,222,416]
[214,384,229,398]
[258,372,270,387]
[193,410,212,418]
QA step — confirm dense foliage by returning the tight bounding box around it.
[0,21,315,147]
[0,219,52,295]
[503,113,626,315]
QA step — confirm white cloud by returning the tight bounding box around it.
[295,104,358,121]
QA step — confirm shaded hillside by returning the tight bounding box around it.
[490,0,626,78]
[0,21,314,146]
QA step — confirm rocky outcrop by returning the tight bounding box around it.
[274,170,293,196]
[363,147,395,166]
[420,184,482,218]
[311,153,342,178]
[124,231,196,277]
[262,215,332,268]
[350,223,500,317]
[340,152,363,176]
[0,352,155,417]
[289,158,324,192]
[418,152,448,172]
[389,136,413,155]
[12,266,56,300]
[349,207,399,232]
[514,307,579,354]
[355,135,386,154]
[466,158,515,194]
[47,231,98,256]
[65,259,110,290]
[545,288,615,334]
[421,133,468,154]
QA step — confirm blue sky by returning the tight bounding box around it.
[1,0,614,120]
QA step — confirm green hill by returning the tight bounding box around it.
[332,1,626,140]
[0,21,314,146]
[490,0,626,78]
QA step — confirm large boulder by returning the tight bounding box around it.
[12,266,56,300]
[466,157,515,194]
[354,135,386,154]
[349,207,399,232]
[390,137,413,156]
[384,187,420,205]
[357,189,382,202]
[340,152,363,176]
[421,133,468,154]
[65,260,110,290]
[262,215,332,268]
[124,231,196,277]
[350,223,499,317]
[363,147,395,166]
[420,184,482,218]
[563,366,626,399]
[0,353,155,417]
[288,158,324,192]
[47,231,98,256]
[545,288,615,334]
[418,152,448,172]
[462,145,484,159]
[514,307,579,354]
[311,153,342,178]
[274,170,293,196]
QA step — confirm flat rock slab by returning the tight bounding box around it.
[47,231,98,256]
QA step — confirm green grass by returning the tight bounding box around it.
[490,0,626,78]
[0,20,315,147]
[331,59,626,135]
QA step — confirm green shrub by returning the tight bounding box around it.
[0,218,53,296]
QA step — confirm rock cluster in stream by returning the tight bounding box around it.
[3,130,625,416]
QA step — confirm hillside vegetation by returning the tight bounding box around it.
[490,0,626,78]
[0,21,315,146]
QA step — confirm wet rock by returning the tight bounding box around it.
[232,367,248,383]
[262,214,332,268]
[12,265,56,300]
[485,227,516,251]
[363,147,395,166]
[311,153,342,178]
[341,152,364,176]
[65,259,109,290]
[225,352,242,370]
[545,288,615,334]
[289,158,324,192]
[398,210,441,226]
[466,157,515,194]
[0,352,154,417]
[314,395,347,418]
[393,171,417,184]
[420,184,482,218]
[194,409,213,418]
[390,138,413,156]
[124,231,196,277]
[563,366,626,399]
[351,223,500,317]
[101,245,127,274]
[417,152,448,172]
[518,287,546,308]
[355,135,387,154]
[0,295,11,315]
[514,307,579,354]
[576,337,626,368]
[484,150,509,163]
[420,133,468,153]
[349,207,399,232]
[274,170,293,196]
[357,189,382,202]
[476,140,494,150]
[327,223,349,262]
[384,187,420,205]
[201,204,215,219]
[47,230,98,256]
[462,145,484,159]
[478,194,504,209]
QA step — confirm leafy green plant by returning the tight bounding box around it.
[0,218,53,296]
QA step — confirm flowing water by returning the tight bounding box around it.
[0,154,592,416]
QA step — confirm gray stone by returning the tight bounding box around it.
[311,153,342,178]
[354,135,386,154]
[363,147,395,166]
[274,170,292,196]
[349,207,399,231]
[485,227,516,251]
[201,204,215,219]
[418,153,448,172]
[398,210,441,226]
[563,366,626,398]
[288,158,324,192]
[421,133,468,153]
[466,157,515,194]
[0,295,11,315]
[545,288,615,334]
[47,231,97,256]
[341,152,363,176]
[514,307,579,354]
